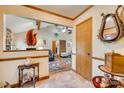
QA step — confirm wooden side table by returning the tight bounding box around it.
[98,65,124,88]
[18,63,39,88]
[98,65,124,78]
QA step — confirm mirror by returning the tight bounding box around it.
[102,15,120,41]
[99,5,124,42]
[117,5,124,24]
[4,14,72,51]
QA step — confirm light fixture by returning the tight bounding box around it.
[62,28,66,33]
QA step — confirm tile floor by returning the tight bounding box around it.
[36,70,94,88]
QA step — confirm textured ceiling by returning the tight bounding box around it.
[33,5,91,18]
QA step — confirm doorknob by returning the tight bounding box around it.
[88,53,91,55]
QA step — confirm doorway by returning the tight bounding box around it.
[59,40,66,55]
[76,17,92,81]
[45,24,72,73]
[52,40,57,54]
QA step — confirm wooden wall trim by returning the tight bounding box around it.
[11,75,49,88]
[23,5,73,20]
[0,55,49,62]
[22,5,94,21]
[73,5,94,20]
[39,75,49,81]
[3,49,48,52]
[76,17,92,27]
[92,57,105,61]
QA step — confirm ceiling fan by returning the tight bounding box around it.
[55,24,72,34]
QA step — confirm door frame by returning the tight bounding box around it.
[76,17,93,80]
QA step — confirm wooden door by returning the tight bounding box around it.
[59,40,66,55]
[52,40,56,54]
[76,17,92,81]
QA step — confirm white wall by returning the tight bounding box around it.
[92,59,105,77]
[0,57,49,84]
[72,5,124,76]
[14,32,26,50]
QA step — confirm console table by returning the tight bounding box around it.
[18,63,39,88]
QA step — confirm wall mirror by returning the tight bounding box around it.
[4,14,72,52]
[117,5,124,24]
[102,14,120,41]
[99,5,124,42]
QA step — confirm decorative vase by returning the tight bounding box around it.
[25,57,32,66]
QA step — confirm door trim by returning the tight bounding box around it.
[76,17,92,80]
[76,17,92,27]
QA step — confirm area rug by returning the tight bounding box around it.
[49,57,72,72]
[38,71,93,88]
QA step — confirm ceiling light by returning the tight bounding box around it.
[62,28,66,33]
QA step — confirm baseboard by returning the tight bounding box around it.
[11,83,19,88]
[11,75,49,88]
[71,69,92,81]
[71,68,77,73]
[39,76,49,81]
